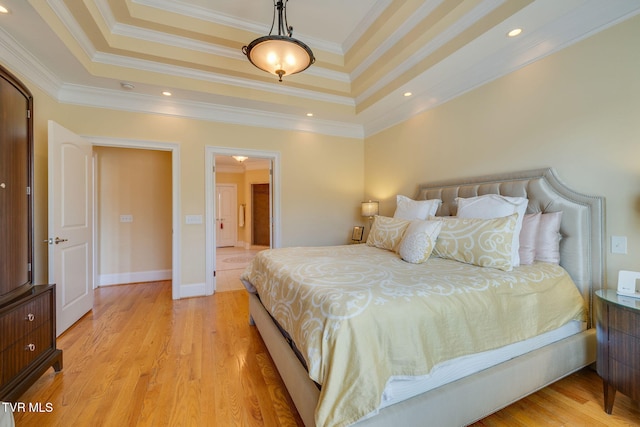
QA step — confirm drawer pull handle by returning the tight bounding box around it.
[26,313,35,321]
[25,343,36,352]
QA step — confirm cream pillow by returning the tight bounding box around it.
[536,211,563,264]
[394,195,442,220]
[519,213,541,265]
[456,194,528,267]
[366,216,410,252]
[432,214,517,271]
[398,220,443,264]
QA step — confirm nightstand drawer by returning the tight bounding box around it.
[1,322,53,383]
[609,306,640,339]
[610,329,640,365]
[610,359,640,401]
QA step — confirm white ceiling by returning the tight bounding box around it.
[0,0,639,139]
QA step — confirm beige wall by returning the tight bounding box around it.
[14,76,363,292]
[93,146,172,283]
[364,15,640,288]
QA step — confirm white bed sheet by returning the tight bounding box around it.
[358,319,585,422]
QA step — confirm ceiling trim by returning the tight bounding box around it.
[131,0,345,55]
[57,83,364,139]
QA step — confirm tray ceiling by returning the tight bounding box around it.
[0,0,639,137]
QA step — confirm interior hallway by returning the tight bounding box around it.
[215,246,268,292]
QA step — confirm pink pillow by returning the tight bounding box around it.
[519,213,541,265]
[536,212,563,264]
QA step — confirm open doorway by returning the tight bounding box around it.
[205,147,280,295]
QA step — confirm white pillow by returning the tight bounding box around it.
[456,194,528,266]
[394,195,441,220]
[398,220,443,264]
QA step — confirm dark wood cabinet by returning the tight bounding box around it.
[0,64,62,400]
[595,289,640,414]
[0,285,62,400]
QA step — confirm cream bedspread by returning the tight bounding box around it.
[241,244,586,427]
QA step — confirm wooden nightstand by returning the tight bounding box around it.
[595,289,640,414]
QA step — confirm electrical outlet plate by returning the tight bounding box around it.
[120,214,133,223]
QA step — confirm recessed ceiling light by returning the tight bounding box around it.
[0,5,9,14]
[507,28,523,37]
[120,82,135,91]
[306,113,313,117]
[403,92,412,97]
[162,91,172,96]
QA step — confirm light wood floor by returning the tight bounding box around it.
[11,281,640,426]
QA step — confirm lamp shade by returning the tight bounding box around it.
[244,35,314,81]
[361,201,379,217]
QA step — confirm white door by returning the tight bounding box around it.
[47,121,93,336]
[216,184,237,247]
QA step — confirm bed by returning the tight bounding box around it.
[241,168,605,427]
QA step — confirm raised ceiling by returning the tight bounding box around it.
[1,0,639,138]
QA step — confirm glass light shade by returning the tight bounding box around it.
[361,201,379,217]
[244,35,314,81]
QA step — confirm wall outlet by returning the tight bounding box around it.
[120,214,133,223]
[611,236,627,254]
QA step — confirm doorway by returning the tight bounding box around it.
[88,136,181,299]
[205,147,280,295]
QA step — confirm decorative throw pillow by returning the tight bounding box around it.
[456,194,528,267]
[519,213,541,265]
[366,216,410,252]
[432,214,518,271]
[536,211,563,264]
[394,195,442,220]
[398,220,443,264]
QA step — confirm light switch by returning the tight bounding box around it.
[185,215,202,224]
[611,236,627,254]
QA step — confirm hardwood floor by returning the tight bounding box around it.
[11,281,640,426]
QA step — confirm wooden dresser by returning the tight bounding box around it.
[0,285,62,401]
[595,289,640,414]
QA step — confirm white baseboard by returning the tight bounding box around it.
[98,269,172,286]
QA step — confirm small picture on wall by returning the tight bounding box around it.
[352,226,364,242]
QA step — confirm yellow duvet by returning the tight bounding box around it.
[241,244,586,427]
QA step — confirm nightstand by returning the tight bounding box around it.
[595,289,640,414]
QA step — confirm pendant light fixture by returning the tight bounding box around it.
[242,0,315,82]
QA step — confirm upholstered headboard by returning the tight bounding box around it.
[414,168,605,323]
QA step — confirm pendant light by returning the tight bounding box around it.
[242,0,315,82]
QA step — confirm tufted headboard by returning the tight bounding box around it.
[414,168,605,324]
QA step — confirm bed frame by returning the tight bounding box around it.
[248,168,605,426]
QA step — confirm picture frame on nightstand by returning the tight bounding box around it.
[352,226,364,242]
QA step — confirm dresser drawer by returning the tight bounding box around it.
[0,291,51,351]
[609,306,640,339]
[1,322,53,383]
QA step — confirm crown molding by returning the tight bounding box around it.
[132,0,344,55]
[58,83,364,139]
[0,27,62,97]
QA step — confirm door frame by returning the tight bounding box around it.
[205,146,280,295]
[86,136,181,300]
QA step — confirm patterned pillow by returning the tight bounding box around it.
[432,214,518,271]
[456,194,528,267]
[366,216,410,252]
[398,220,443,264]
